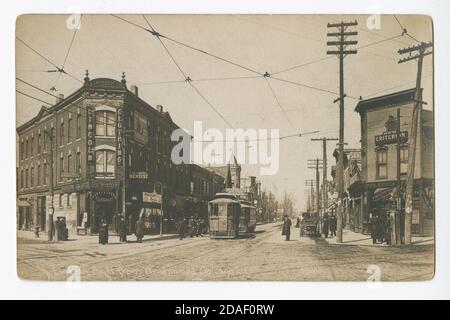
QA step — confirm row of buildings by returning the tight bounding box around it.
[16,73,261,235]
[323,88,434,237]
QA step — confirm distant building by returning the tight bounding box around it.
[205,156,241,189]
[331,148,363,232]
[355,88,434,236]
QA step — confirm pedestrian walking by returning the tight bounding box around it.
[329,214,337,237]
[370,213,379,244]
[282,215,292,241]
[190,218,199,238]
[135,218,145,243]
[98,218,109,245]
[118,215,127,243]
[179,218,187,240]
[322,215,330,238]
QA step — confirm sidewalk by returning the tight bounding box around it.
[17,229,180,244]
[324,229,434,246]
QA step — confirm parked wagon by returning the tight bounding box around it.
[299,212,319,237]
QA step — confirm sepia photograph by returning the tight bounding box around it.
[15,14,434,281]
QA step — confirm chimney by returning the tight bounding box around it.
[130,85,138,97]
[156,105,163,113]
[56,94,64,104]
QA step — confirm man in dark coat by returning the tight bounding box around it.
[329,214,337,237]
[118,215,127,243]
[98,218,109,245]
[370,214,378,244]
[179,218,187,240]
[282,215,292,241]
[135,218,145,243]
[322,215,330,238]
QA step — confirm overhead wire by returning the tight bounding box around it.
[140,14,235,129]
[16,36,83,84]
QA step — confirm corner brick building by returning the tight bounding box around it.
[16,72,225,235]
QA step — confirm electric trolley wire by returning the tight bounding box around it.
[112,14,263,76]
[140,15,235,129]
[16,37,61,70]
[263,77,295,129]
[113,14,361,104]
[16,36,83,84]
[188,81,235,128]
[137,75,262,86]
[192,130,320,142]
[271,31,408,76]
[55,15,83,86]
[141,15,188,80]
[393,15,421,43]
[16,78,61,99]
[16,90,53,106]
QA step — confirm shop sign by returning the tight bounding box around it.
[143,192,162,204]
[129,171,148,180]
[375,131,408,146]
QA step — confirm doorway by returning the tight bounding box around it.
[94,200,116,232]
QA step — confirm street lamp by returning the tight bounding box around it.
[154,181,164,238]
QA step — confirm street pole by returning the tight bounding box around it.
[44,128,55,242]
[311,137,338,217]
[307,159,323,224]
[395,108,402,245]
[397,41,432,245]
[327,20,358,243]
[155,182,164,238]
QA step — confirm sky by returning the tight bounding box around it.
[15,14,433,211]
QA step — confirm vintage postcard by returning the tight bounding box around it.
[15,14,434,281]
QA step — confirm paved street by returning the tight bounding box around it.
[17,223,434,281]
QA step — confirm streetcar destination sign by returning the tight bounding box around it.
[375,131,408,146]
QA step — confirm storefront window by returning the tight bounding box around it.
[96,149,115,177]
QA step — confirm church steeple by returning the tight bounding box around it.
[83,69,90,86]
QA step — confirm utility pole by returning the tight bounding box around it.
[305,179,314,212]
[327,20,358,243]
[311,137,338,217]
[308,159,323,217]
[398,41,433,245]
[44,127,55,241]
[394,108,402,245]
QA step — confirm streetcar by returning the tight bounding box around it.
[208,193,257,239]
[238,200,257,237]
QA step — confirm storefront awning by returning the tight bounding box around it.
[17,199,31,207]
[373,187,394,203]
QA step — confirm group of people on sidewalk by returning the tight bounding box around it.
[177,217,207,240]
[97,214,147,245]
[320,214,337,238]
[370,211,391,245]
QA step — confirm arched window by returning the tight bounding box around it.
[95,148,115,177]
[96,110,115,137]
